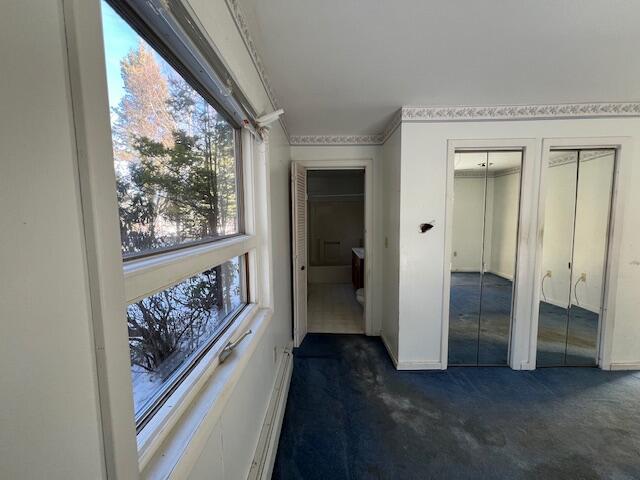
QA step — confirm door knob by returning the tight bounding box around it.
[301,266,305,271]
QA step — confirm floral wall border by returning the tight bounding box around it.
[290,102,640,146]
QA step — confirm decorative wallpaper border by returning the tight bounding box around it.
[224,0,288,137]
[549,149,614,167]
[382,109,403,143]
[401,102,640,123]
[455,166,522,179]
[289,134,384,146]
[289,102,640,146]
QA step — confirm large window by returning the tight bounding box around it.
[102,1,242,259]
[100,0,250,433]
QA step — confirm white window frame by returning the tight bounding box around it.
[131,126,266,461]
[62,0,274,477]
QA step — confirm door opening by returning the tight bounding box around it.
[291,164,367,346]
[307,169,365,334]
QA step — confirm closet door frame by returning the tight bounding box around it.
[443,139,539,370]
[532,137,630,370]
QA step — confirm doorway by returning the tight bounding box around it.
[291,160,373,347]
[536,149,616,367]
[447,150,524,366]
[306,170,365,334]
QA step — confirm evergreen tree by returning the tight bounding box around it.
[133,74,237,241]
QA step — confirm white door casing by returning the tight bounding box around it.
[291,158,375,336]
[291,162,308,347]
[443,139,539,370]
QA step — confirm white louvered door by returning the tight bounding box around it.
[291,162,308,347]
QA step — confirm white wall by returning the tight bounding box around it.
[1,0,293,478]
[488,172,520,280]
[451,176,486,272]
[398,118,640,368]
[0,1,105,478]
[291,145,385,335]
[381,129,401,360]
[309,201,364,265]
[451,172,520,279]
[308,170,364,271]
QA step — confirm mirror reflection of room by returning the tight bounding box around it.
[307,169,365,333]
[536,149,615,367]
[448,150,523,366]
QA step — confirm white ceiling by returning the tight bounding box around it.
[236,0,640,137]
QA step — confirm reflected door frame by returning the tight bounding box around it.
[443,139,540,370]
[531,137,630,370]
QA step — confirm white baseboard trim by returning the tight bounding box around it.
[396,361,443,370]
[519,361,535,371]
[488,270,514,282]
[380,333,443,370]
[451,269,515,282]
[540,297,566,309]
[248,343,293,480]
[608,361,640,371]
[540,296,600,315]
[380,331,398,368]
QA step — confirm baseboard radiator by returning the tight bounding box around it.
[247,345,293,480]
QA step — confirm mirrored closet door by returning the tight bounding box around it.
[448,150,523,366]
[536,149,615,367]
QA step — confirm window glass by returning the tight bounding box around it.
[101,1,240,258]
[129,257,244,419]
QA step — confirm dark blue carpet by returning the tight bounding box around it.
[272,334,640,480]
[537,301,599,366]
[449,273,514,365]
[448,272,600,366]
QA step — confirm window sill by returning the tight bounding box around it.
[137,303,273,478]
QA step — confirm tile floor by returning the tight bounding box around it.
[307,283,364,334]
